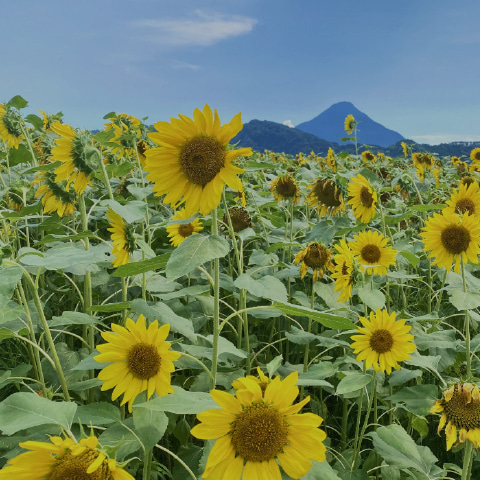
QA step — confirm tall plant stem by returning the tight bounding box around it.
[300,278,315,399]
[98,150,114,201]
[461,441,474,480]
[19,120,38,166]
[461,261,472,378]
[210,207,220,389]
[143,449,153,480]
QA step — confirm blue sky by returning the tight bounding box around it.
[2,0,480,144]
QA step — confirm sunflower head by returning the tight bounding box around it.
[166,208,203,247]
[331,238,357,303]
[107,209,136,267]
[223,206,252,233]
[270,175,300,205]
[307,178,345,217]
[32,171,76,217]
[344,114,356,135]
[294,241,332,282]
[361,150,376,163]
[0,104,24,149]
[430,382,480,450]
[444,182,480,217]
[470,148,480,163]
[401,141,409,157]
[347,173,378,223]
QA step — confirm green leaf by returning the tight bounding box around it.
[76,403,121,426]
[302,460,342,479]
[133,406,169,451]
[0,328,15,339]
[399,250,420,268]
[8,143,32,166]
[265,241,301,254]
[166,234,230,280]
[234,273,288,302]
[100,199,148,223]
[112,254,170,277]
[357,285,385,310]
[336,372,372,395]
[285,326,319,344]
[0,392,77,434]
[449,289,480,311]
[410,204,445,212]
[88,302,131,313]
[49,311,100,327]
[271,301,355,330]
[7,95,28,109]
[369,424,440,476]
[136,387,217,414]
[0,266,22,298]
[266,355,283,377]
[25,113,44,130]
[386,385,439,416]
[98,418,142,458]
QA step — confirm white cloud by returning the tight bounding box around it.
[283,120,295,128]
[171,60,200,70]
[410,134,480,145]
[133,10,257,47]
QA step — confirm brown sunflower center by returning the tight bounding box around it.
[231,403,288,462]
[127,343,161,380]
[364,152,375,162]
[461,177,475,188]
[179,136,225,186]
[369,329,394,353]
[224,207,252,232]
[341,262,350,276]
[360,187,374,208]
[440,225,471,255]
[474,151,480,162]
[275,177,298,197]
[304,244,329,269]
[48,451,109,480]
[360,244,381,264]
[456,199,476,216]
[313,180,342,207]
[444,388,480,430]
[178,223,194,238]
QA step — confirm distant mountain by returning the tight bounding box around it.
[232,119,340,156]
[296,101,404,148]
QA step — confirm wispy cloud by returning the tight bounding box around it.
[133,10,257,47]
[410,134,480,145]
[283,120,295,128]
[171,60,201,70]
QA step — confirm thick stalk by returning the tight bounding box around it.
[143,449,153,480]
[461,442,474,480]
[98,150,115,200]
[210,207,220,389]
[461,262,472,379]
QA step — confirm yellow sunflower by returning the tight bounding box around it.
[136,139,149,167]
[347,173,377,223]
[191,370,327,480]
[430,382,480,451]
[166,208,203,247]
[231,366,271,394]
[361,150,376,163]
[349,230,397,276]
[459,176,479,190]
[31,170,76,217]
[294,242,332,282]
[326,147,336,172]
[344,114,356,135]
[444,181,480,218]
[0,435,134,479]
[270,175,301,205]
[108,123,139,158]
[105,113,141,132]
[307,178,345,217]
[451,156,461,165]
[0,104,24,148]
[330,238,355,303]
[145,104,252,216]
[94,314,180,412]
[401,141,409,157]
[106,208,135,267]
[470,148,480,163]
[51,121,98,195]
[420,211,480,274]
[350,309,416,375]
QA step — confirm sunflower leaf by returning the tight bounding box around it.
[336,372,373,395]
[133,407,169,451]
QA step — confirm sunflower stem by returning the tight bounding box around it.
[98,148,114,201]
[210,207,220,389]
[462,441,474,480]
[143,448,153,480]
[461,261,472,379]
[19,118,38,167]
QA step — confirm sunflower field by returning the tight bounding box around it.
[1,94,480,479]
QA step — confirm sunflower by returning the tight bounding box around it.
[430,382,480,451]
[94,314,180,412]
[344,114,356,135]
[0,435,134,479]
[51,121,98,195]
[307,178,345,217]
[108,123,138,158]
[145,104,252,216]
[105,113,141,132]
[350,309,416,375]
[349,230,397,276]
[31,170,76,217]
[361,150,376,163]
[106,209,135,267]
[294,242,332,282]
[270,175,301,205]
[330,238,356,303]
[470,148,480,163]
[136,139,149,167]
[223,206,252,233]
[326,147,336,172]
[451,156,461,166]
[38,109,63,132]
[444,182,480,218]
[401,141,409,157]
[459,176,478,189]
[0,104,24,148]
[347,173,378,223]
[166,208,203,247]
[190,370,327,480]
[412,152,434,171]
[421,211,480,274]
[231,366,271,394]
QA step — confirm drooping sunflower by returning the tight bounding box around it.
[31,170,76,217]
[106,208,135,267]
[136,139,149,167]
[223,206,252,233]
[307,178,345,217]
[401,141,409,157]
[470,148,480,164]
[166,208,203,247]
[350,309,416,375]
[51,121,98,195]
[191,370,327,480]
[344,114,356,135]
[330,238,356,303]
[444,182,480,218]
[430,382,480,451]
[145,104,252,216]
[361,150,376,163]
[349,230,397,276]
[94,314,180,412]
[421,211,480,274]
[270,175,301,205]
[347,173,377,223]
[0,104,24,148]
[326,147,336,172]
[294,241,332,282]
[0,435,134,479]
